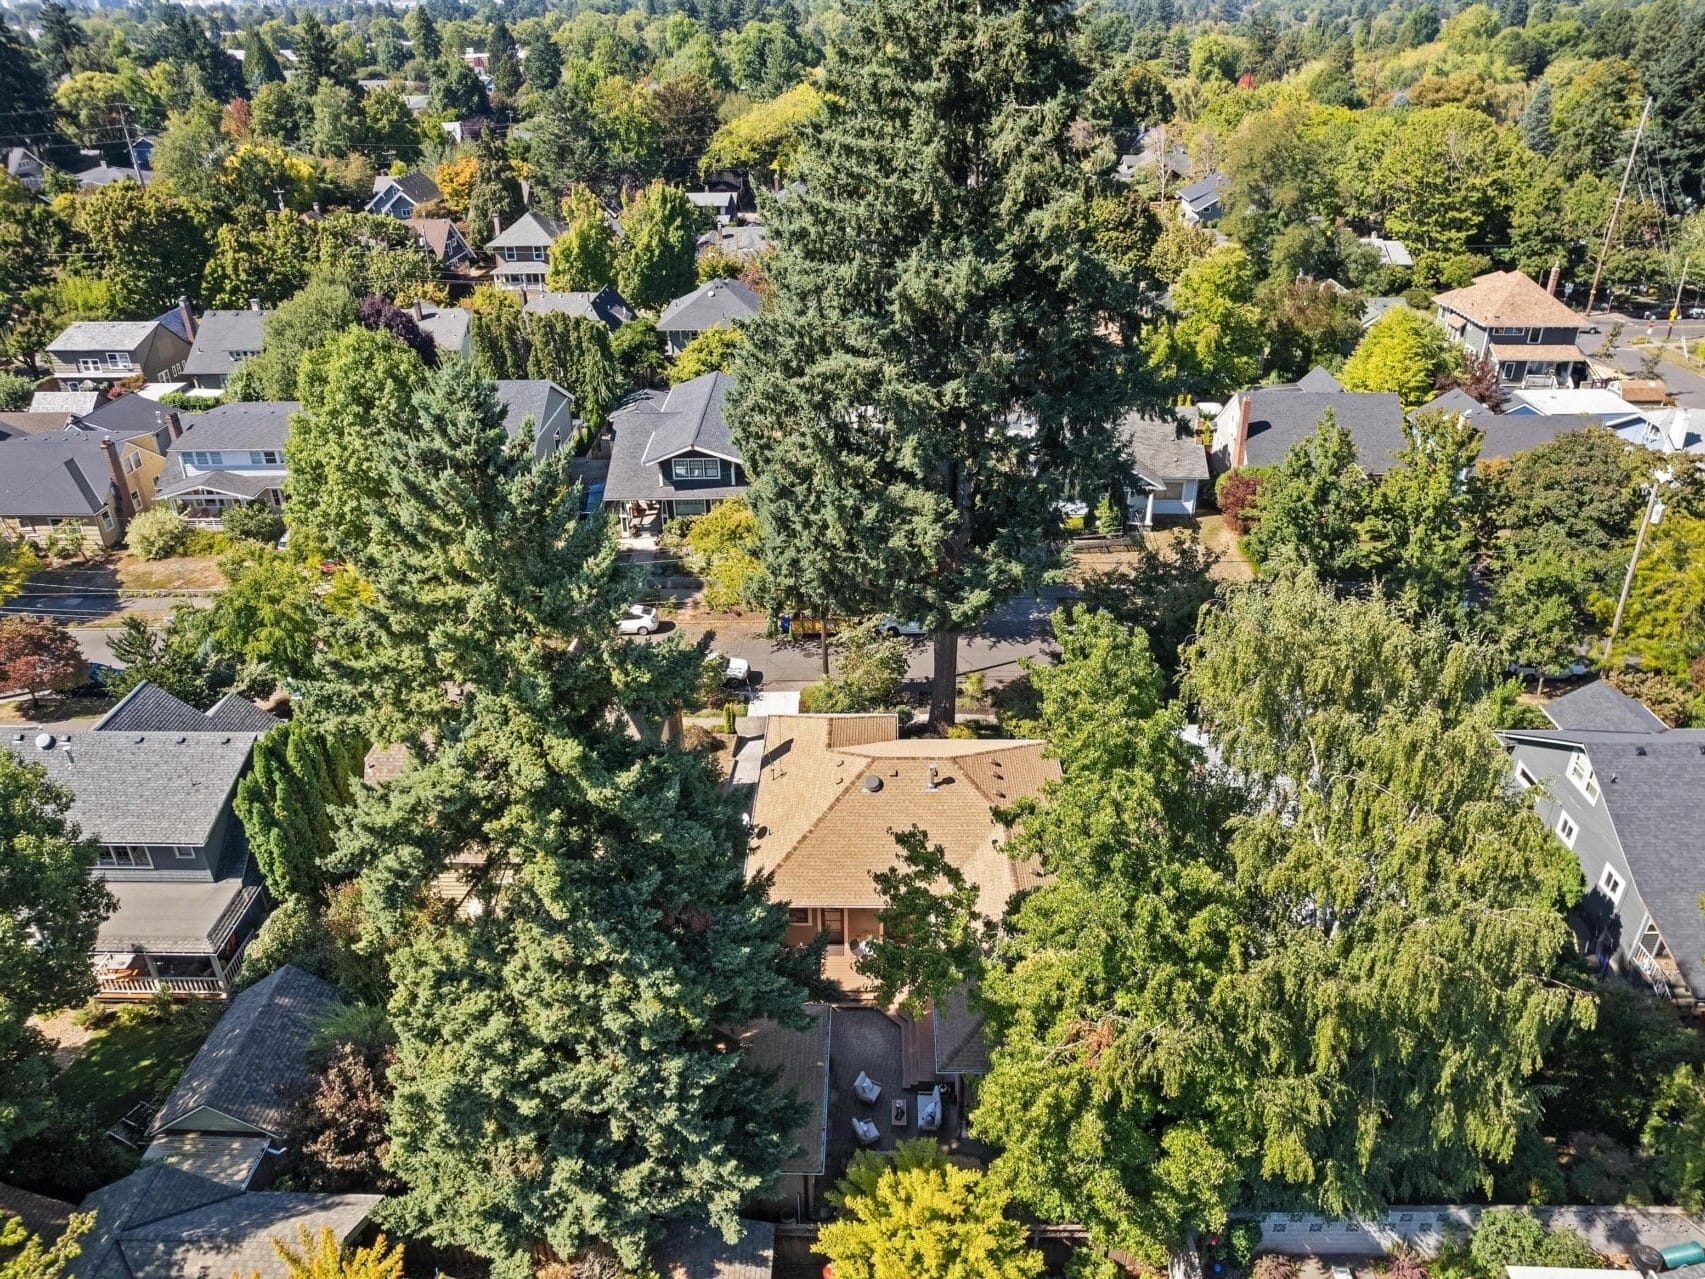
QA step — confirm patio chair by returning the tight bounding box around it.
[917,1085,942,1133]
[853,1071,881,1105]
[852,1117,881,1146]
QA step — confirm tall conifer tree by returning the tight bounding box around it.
[725,0,1156,723]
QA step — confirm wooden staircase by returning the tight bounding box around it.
[896,1006,938,1090]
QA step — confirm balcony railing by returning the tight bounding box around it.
[96,974,226,999]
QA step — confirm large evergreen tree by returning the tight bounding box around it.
[36,2,88,79]
[724,0,1152,724]
[526,312,623,429]
[299,360,822,1275]
[233,720,365,903]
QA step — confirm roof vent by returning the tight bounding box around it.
[925,764,939,792]
[34,733,54,751]
[862,774,883,794]
[174,735,187,745]
[1635,745,1648,756]
[133,735,144,744]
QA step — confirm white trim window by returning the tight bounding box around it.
[77,357,101,373]
[174,848,197,860]
[99,510,113,530]
[1556,810,1579,848]
[123,452,143,473]
[99,845,153,868]
[1567,751,1601,804]
[105,352,131,369]
[671,457,720,481]
[1597,863,1625,905]
[1515,763,1538,789]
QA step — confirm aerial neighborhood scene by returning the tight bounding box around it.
[3,0,1705,1274]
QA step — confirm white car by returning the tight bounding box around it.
[617,605,659,635]
[724,656,751,685]
[875,615,926,637]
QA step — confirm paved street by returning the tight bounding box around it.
[1580,311,1705,409]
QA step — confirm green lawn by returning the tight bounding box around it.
[54,1003,220,1129]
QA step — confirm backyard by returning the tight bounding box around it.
[50,1000,220,1130]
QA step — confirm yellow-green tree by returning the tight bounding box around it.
[0,1213,90,1279]
[1339,305,1454,408]
[546,185,617,291]
[247,1227,404,1279]
[701,82,823,186]
[817,1141,1042,1279]
[669,323,744,382]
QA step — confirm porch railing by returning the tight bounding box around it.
[96,973,226,998]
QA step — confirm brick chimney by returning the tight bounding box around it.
[98,438,133,521]
[493,214,503,240]
[176,296,196,341]
[164,410,183,441]
[1235,393,1253,468]
[1546,261,1561,296]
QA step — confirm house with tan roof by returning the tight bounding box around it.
[747,713,1056,993]
[1432,270,1589,390]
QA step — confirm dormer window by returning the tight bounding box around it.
[106,352,131,368]
[1566,750,1600,804]
[672,457,719,480]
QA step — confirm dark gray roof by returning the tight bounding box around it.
[155,469,279,501]
[485,208,564,249]
[493,379,575,461]
[522,284,636,328]
[1295,366,1343,392]
[1177,172,1228,211]
[1541,681,1668,734]
[411,303,470,354]
[1419,387,1494,418]
[2,727,257,847]
[1238,386,1407,471]
[1120,408,1208,482]
[0,434,113,516]
[603,374,744,504]
[72,1163,379,1279]
[741,1005,830,1176]
[657,280,761,334]
[170,401,297,454]
[94,682,279,735]
[153,965,343,1138]
[1474,414,1628,462]
[1506,727,1705,994]
[76,392,177,442]
[183,309,266,379]
[99,874,259,953]
[0,1181,75,1242]
[655,1219,775,1279]
[377,170,441,205]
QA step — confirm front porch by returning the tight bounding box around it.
[94,880,265,1000]
[1630,918,1696,1009]
[787,907,884,997]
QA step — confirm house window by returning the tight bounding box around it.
[1597,863,1625,905]
[129,490,140,507]
[821,909,845,945]
[1567,751,1600,804]
[174,848,196,860]
[672,457,720,480]
[1527,328,1543,344]
[503,246,518,261]
[248,451,282,466]
[1492,326,1526,337]
[106,352,131,369]
[1501,362,1524,382]
[1515,763,1537,789]
[787,908,811,926]
[77,358,101,373]
[1556,810,1579,848]
[98,510,113,530]
[123,452,143,473]
[187,451,221,468]
[99,845,153,868]
[673,499,710,516]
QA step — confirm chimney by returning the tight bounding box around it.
[99,437,133,521]
[249,297,262,312]
[177,295,196,341]
[1235,393,1253,468]
[1545,261,1561,296]
[311,201,322,217]
[165,410,183,441]
[493,214,503,240]
[412,299,424,322]
[925,763,940,792]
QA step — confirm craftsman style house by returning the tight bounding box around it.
[601,371,744,534]
[656,279,762,353]
[158,401,295,523]
[746,713,1057,993]
[4,681,278,997]
[485,209,565,292]
[1433,270,1589,389]
[1502,681,1705,1013]
[47,317,192,388]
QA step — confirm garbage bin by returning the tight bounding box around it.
[1660,1243,1705,1270]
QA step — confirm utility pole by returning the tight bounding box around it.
[1585,95,1651,318]
[1661,255,1691,356]
[118,105,145,188]
[1603,470,1671,662]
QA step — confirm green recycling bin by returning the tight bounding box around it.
[1660,1242,1705,1270]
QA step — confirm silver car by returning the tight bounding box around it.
[617,605,659,635]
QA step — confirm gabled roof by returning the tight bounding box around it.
[48,321,164,353]
[522,284,636,328]
[2,726,259,846]
[1433,270,1584,330]
[747,714,1057,918]
[1177,172,1228,211]
[1120,408,1208,483]
[30,391,101,415]
[183,309,266,379]
[602,373,744,503]
[1295,366,1343,392]
[411,303,471,354]
[153,965,342,1139]
[493,379,575,460]
[170,401,297,454]
[406,216,469,260]
[1235,385,1407,471]
[1360,234,1414,267]
[0,412,72,439]
[485,208,564,249]
[639,372,739,464]
[1541,681,1668,735]
[72,1162,379,1279]
[0,433,114,516]
[373,170,441,205]
[1419,387,1495,418]
[1502,725,1705,995]
[155,469,280,501]
[685,190,739,215]
[1474,414,1626,462]
[740,1005,831,1176]
[94,681,279,735]
[656,279,761,334]
[77,392,177,438]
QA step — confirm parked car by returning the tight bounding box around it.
[616,605,659,635]
[875,615,926,637]
[1688,306,1705,320]
[724,656,751,686]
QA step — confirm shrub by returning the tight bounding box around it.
[945,723,977,739]
[1253,1257,1298,1279]
[1382,1253,1427,1279]
[70,1000,115,1031]
[1228,1223,1262,1267]
[220,501,285,545]
[1066,1251,1127,1279]
[1468,1208,1600,1278]
[126,507,189,560]
[1216,469,1265,534]
[180,529,228,557]
[0,370,36,411]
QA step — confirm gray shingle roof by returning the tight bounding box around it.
[2,727,257,847]
[94,681,279,735]
[1238,386,1407,471]
[412,304,470,355]
[170,401,297,454]
[1177,172,1228,211]
[1542,681,1668,734]
[77,392,177,440]
[183,309,266,379]
[153,965,343,1138]
[48,321,163,353]
[493,379,575,460]
[485,208,564,249]
[30,391,101,415]
[741,1005,831,1176]
[1474,414,1626,462]
[155,469,279,501]
[376,170,441,205]
[1121,408,1208,482]
[656,280,761,334]
[655,1219,775,1279]
[1506,726,1705,994]
[603,374,744,503]
[0,434,113,517]
[72,1163,379,1279]
[522,284,636,328]
[1419,387,1494,418]
[639,373,738,463]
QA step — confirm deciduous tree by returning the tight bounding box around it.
[1241,409,1371,576]
[615,180,698,310]
[668,324,742,382]
[0,618,85,705]
[546,185,617,291]
[1340,305,1455,408]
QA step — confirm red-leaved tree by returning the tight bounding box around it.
[0,617,87,705]
[1215,468,1266,535]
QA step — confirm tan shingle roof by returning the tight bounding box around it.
[747,715,1056,916]
[1433,271,1583,330]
